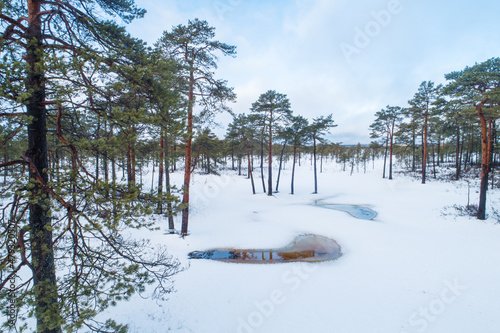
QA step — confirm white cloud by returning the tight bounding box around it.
[128,0,500,144]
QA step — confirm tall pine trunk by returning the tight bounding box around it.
[455,124,461,180]
[389,128,394,180]
[181,69,195,236]
[126,141,136,189]
[260,136,266,193]
[313,136,318,193]
[26,1,61,331]
[157,132,164,214]
[267,111,273,196]
[382,134,388,179]
[422,104,428,184]
[477,102,490,220]
[411,127,416,172]
[164,134,175,233]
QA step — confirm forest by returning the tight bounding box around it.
[1,1,499,332]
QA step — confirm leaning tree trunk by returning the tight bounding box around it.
[26,1,62,331]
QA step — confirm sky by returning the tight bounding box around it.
[125,0,500,144]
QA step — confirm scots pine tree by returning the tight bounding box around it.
[308,115,336,193]
[156,18,236,236]
[250,90,292,196]
[370,106,402,180]
[0,2,182,332]
[444,58,500,219]
[408,81,442,184]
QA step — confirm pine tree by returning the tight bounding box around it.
[226,114,259,194]
[250,90,292,196]
[408,81,442,184]
[308,115,336,193]
[444,58,500,220]
[370,106,402,180]
[0,2,182,331]
[156,18,236,236]
[287,115,309,195]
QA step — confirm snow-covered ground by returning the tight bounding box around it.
[102,158,500,332]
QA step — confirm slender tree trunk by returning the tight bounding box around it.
[455,124,461,180]
[245,144,256,194]
[207,154,210,174]
[95,117,100,181]
[459,132,465,171]
[313,136,318,193]
[26,1,61,331]
[103,119,109,184]
[275,140,286,192]
[383,135,388,179]
[388,120,395,180]
[151,156,155,192]
[291,146,297,195]
[477,103,489,220]
[412,127,416,172]
[127,142,134,187]
[231,148,235,170]
[465,130,470,168]
[181,69,195,236]
[422,105,428,184]
[432,142,436,179]
[172,140,177,172]
[164,134,175,233]
[267,111,273,196]
[491,122,497,190]
[260,137,266,193]
[438,136,443,165]
[157,132,164,214]
[131,136,136,184]
[389,135,393,180]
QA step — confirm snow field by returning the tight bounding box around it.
[103,159,500,333]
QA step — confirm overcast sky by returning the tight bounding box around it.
[126,0,500,144]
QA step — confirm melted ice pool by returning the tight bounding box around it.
[188,234,342,264]
[313,200,377,220]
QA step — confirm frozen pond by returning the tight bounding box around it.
[312,200,377,220]
[188,234,342,264]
